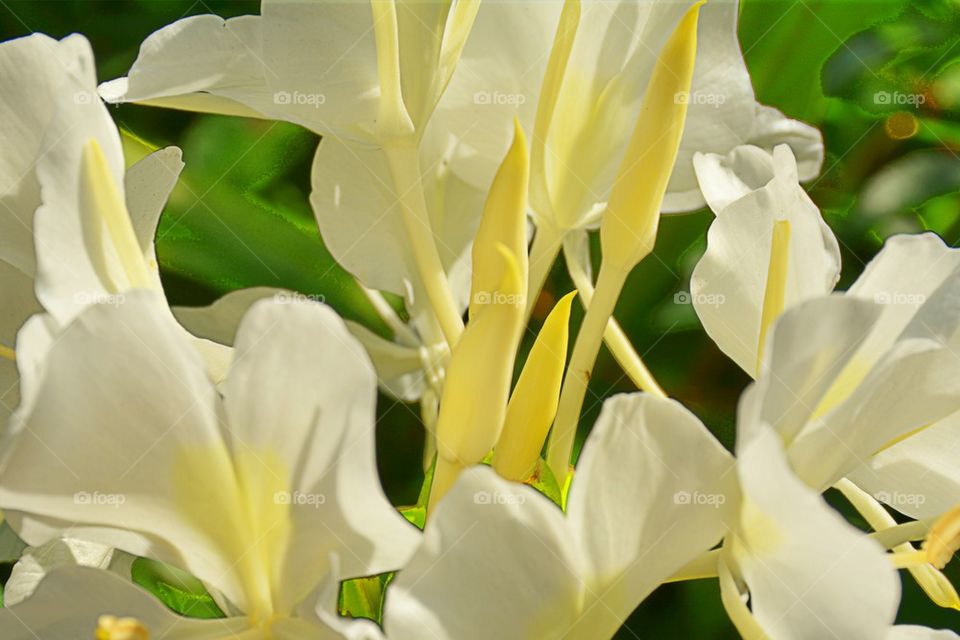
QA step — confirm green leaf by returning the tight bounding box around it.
[130,557,225,619]
[820,3,960,117]
[526,458,564,509]
[121,117,393,337]
[338,573,393,622]
[740,0,911,123]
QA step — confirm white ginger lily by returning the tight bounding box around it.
[387,393,736,639]
[690,142,960,590]
[0,33,231,423]
[0,292,419,637]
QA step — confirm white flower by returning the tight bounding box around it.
[0,293,418,636]
[0,34,231,423]
[691,143,960,524]
[386,394,736,639]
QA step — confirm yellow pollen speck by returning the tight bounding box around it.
[95,615,149,640]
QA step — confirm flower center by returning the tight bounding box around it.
[95,615,149,640]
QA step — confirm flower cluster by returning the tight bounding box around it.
[0,1,956,639]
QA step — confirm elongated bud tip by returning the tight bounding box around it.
[493,291,576,482]
[599,0,703,271]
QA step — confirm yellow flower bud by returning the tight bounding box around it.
[599,1,703,271]
[493,291,576,482]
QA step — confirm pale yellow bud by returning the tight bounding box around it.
[436,246,525,467]
[493,291,576,482]
[599,1,703,271]
[470,118,530,320]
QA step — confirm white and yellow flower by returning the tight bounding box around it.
[0,33,231,425]
[387,393,736,639]
[0,292,418,636]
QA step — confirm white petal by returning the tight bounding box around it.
[385,467,583,640]
[310,131,481,299]
[748,296,882,444]
[30,40,161,326]
[221,298,420,612]
[789,337,960,491]
[566,393,736,634]
[662,5,824,213]
[0,33,95,279]
[123,146,184,255]
[729,422,899,639]
[434,0,560,188]
[0,566,250,639]
[693,145,777,214]
[846,233,960,365]
[173,286,284,346]
[691,146,840,377]
[346,321,425,402]
[0,291,259,609]
[4,537,117,606]
[98,14,274,121]
[259,0,381,136]
[888,626,960,640]
[846,409,960,519]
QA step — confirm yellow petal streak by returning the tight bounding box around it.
[81,139,154,292]
[95,615,149,640]
[599,1,703,271]
[0,344,15,361]
[174,446,291,624]
[755,219,791,372]
[493,291,576,482]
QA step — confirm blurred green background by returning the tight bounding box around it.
[2,0,959,636]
